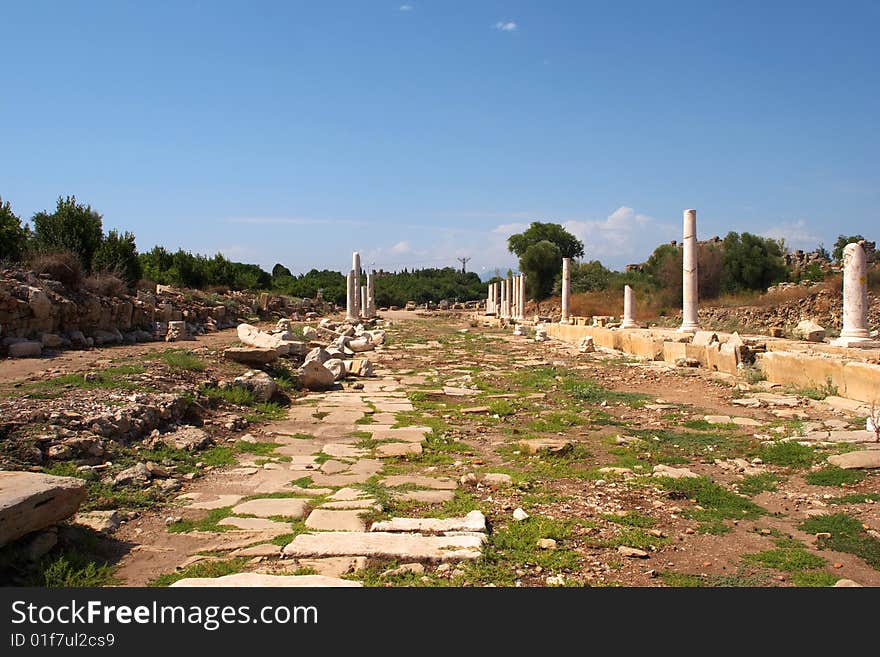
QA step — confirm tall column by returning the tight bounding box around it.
[499,280,507,318]
[833,242,870,345]
[366,272,375,318]
[345,271,356,321]
[360,285,368,319]
[506,277,513,319]
[679,209,700,332]
[352,252,361,318]
[512,276,519,321]
[621,284,637,329]
[561,257,571,323]
[518,273,526,320]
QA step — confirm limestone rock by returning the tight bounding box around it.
[224,346,278,366]
[74,510,121,534]
[232,370,278,403]
[794,320,826,342]
[298,360,336,391]
[113,462,151,486]
[653,464,699,479]
[323,358,347,381]
[370,511,487,534]
[283,531,484,561]
[618,546,649,558]
[381,563,424,577]
[304,347,331,365]
[512,508,529,521]
[375,442,422,458]
[162,426,212,451]
[827,451,880,469]
[833,579,863,587]
[482,473,513,487]
[0,472,87,546]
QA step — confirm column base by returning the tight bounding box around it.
[831,337,880,348]
[620,320,639,329]
[678,322,700,333]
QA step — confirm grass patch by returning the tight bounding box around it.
[599,529,670,551]
[805,467,866,487]
[145,349,206,372]
[234,440,283,456]
[564,379,649,407]
[743,547,826,572]
[655,476,766,534]
[791,571,839,587]
[828,493,880,505]
[21,364,148,396]
[737,473,783,496]
[149,558,248,587]
[756,441,817,468]
[40,553,117,587]
[801,513,880,570]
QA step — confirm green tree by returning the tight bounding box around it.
[508,222,584,299]
[833,235,868,263]
[32,196,104,270]
[568,260,612,293]
[720,231,787,293]
[0,197,29,262]
[93,230,142,283]
[272,263,292,278]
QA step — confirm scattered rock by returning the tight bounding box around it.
[827,451,880,469]
[0,472,87,546]
[512,508,529,521]
[618,546,650,558]
[381,563,425,577]
[74,510,121,534]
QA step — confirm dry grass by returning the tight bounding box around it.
[29,250,83,289]
[83,272,128,297]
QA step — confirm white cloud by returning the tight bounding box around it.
[390,240,411,254]
[761,219,822,250]
[495,21,517,32]
[399,4,413,11]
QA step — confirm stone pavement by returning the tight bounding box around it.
[167,368,487,586]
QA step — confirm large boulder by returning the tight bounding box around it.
[0,472,87,546]
[298,360,336,391]
[232,371,278,403]
[304,347,331,366]
[224,346,279,366]
[161,426,213,451]
[323,358,347,381]
[9,341,42,358]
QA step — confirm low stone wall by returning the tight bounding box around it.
[539,319,880,405]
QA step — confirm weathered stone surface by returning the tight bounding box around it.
[224,346,278,366]
[295,556,367,578]
[482,473,513,487]
[304,347,331,365]
[376,442,422,457]
[520,438,573,455]
[380,475,457,490]
[618,546,650,558]
[171,573,361,587]
[370,511,486,534]
[114,462,150,486]
[319,459,350,475]
[74,510,121,534]
[232,370,277,403]
[827,450,880,469]
[381,562,424,577]
[833,579,863,587]
[0,472,87,546]
[161,426,212,451]
[231,498,310,519]
[397,489,455,503]
[794,320,826,342]
[298,361,336,391]
[217,517,291,534]
[178,492,244,510]
[283,531,484,561]
[652,464,699,479]
[305,509,367,532]
[323,358,347,381]
[322,444,366,459]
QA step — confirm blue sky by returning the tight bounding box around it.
[2,1,878,277]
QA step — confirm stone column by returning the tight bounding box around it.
[561,257,571,323]
[352,252,361,318]
[512,276,519,321]
[345,271,356,321]
[499,280,507,318]
[366,272,376,318]
[679,209,700,332]
[621,284,637,329]
[360,285,368,319]
[518,273,526,320]
[507,277,513,319]
[833,242,870,345]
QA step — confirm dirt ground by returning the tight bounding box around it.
[2,311,878,587]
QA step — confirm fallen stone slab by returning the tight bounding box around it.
[298,360,336,391]
[231,498,310,519]
[224,346,278,366]
[370,510,486,534]
[704,415,733,424]
[461,406,491,414]
[74,510,121,534]
[380,475,457,490]
[305,509,367,532]
[282,531,484,561]
[827,450,880,469]
[652,464,699,479]
[442,386,480,396]
[171,573,362,587]
[482,473,513,487]
[294,556,367,578]
[370,427,430,443]
[0,472,87,546]
[178,492,248,510]
[376,442,423,457]
[229,543,282,558]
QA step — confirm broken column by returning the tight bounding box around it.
[832,242,871,346]
[621,284,637,329]
[345,271,356,321]
[679,209,700,332]
[365,272,376,319]
[561,257,571,323]
[352,252,362,319]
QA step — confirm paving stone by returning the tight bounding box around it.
[370,511,486,534]
[442,386,480,396]
[305,509,368,531]
[704,415,733,424]
[282,531,484,561]
[397,489,455,503]
[322,444,367,459]
[369,427,430,443]
[320,459,351,475]
[229,543,282,557]
[376,442,423,457]
[293,556,367,578]
[178,493,244,510]
[319,499,380,510]
[231,498,310,519]
[380,475,457,490]
[311,472,373,487]
[519,438,572,454]
[217,517,291,534]
[732,417,763,427]
[171,573,362,587]
[329,487,372,501]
